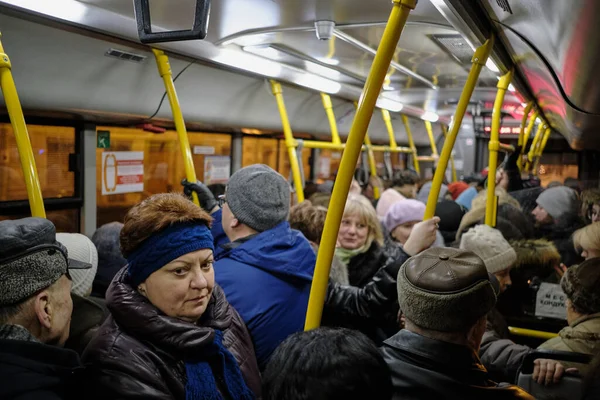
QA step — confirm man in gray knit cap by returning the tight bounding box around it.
[381,247,533,399]
[182,164,315,369]
[0,217,91,399]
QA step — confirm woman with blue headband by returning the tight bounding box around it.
[83,193,260,399]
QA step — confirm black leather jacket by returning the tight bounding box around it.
[82,268,261,399]
[381,329,534,400]
[323,248,409,343]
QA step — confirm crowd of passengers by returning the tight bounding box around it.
[1,156,600,399]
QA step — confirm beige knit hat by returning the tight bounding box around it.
[460,225,517,274]
[56,233,98,297]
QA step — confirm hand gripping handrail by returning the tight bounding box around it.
[423,37,494,219]
[305,0,418,330]
[486,69,513,227]
[152,49,200,206]
[0,33,45,217]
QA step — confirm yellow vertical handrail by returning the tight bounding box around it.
[270,80,305,202]
[381,109,399,149]
[424,120,439,157]
[152,49,200,207]
[0,34,45,217]
[363,133,380,199]
[525,122,546,173]
[517,102,534,171]
[355,101,380,200]
[519,111,538,170]
[321,93,342,145]
[533,127,552,174]
[424,37,494,219]
[485,69,513,227]
[305,0,417,330]
[441,124,458,182]
[401,114,420,174]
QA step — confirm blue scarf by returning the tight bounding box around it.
[127,222,215,287]
[184,330,255,400]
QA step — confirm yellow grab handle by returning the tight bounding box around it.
[518,102,533,148]
[441,124,457,182]
[424,120,439,157]
[305,0,417,331]
[0,34,45,217]
[381,109,399,149]
[401,114,420,174]
[424,37,494,219]
[270,81,305,202]
[525,122,546,173]
[362,133,380,200]
[321,93,342,145]
[533,127,552,174]
[152,49,199,206]
[486,69,513,227]
[508,326,558,340]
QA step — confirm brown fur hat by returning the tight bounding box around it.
[120,193,211,257]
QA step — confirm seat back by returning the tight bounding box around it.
[517,349,592,400]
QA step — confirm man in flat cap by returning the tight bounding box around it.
[0,217,91,399]
[381,247,534,399]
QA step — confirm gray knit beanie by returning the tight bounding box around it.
[460,225,517,274]
[397,247,496,332]
[226,164,291,232]
[561,257,600,315]
[536,186,579,221]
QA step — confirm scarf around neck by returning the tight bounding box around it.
[335,242,370,266]
[184,329,254,400]
[0,324,39,343]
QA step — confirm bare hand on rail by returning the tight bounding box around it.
[403,217,440,257]
[532,359,578,386]
[181,179,218,213]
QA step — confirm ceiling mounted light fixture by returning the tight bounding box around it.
[420,111,439,122]
[296,74,341,94]
[242,45,281,60]
[376,97,404,112]
[485,59,500,73]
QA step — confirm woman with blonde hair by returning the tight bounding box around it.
[336,194,398,287]
[573,222,600,260]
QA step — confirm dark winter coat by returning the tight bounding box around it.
[65,294,108,355]
[535,215,585,267]
[211,209,315,370]
[347,240,400,288]
[0,325,84,400]
[381,329,534,400]
[323,248,410,343]
[82,268,261,399]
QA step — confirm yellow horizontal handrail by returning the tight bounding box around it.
[498,143,515,152]
[371,145,413,153]
[508,326,558,340]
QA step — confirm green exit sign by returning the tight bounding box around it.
[97,130,110,149]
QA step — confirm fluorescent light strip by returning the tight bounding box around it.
[421,111,439,122]
[376,97,404,112]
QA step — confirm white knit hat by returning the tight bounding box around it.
[459,225,517,274]
[56,233,98,297]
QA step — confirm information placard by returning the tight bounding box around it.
[204,156,230,184]
[102,151,144,195]
[535,282,567,320]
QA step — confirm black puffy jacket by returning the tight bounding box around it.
[82,268,261,399]
[323,248,409,343]
[346,241,400,287]
[381,329,534,400]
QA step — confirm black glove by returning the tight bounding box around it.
[181,179,218,211]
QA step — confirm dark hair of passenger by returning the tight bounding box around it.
[207,183,226,199]
[288,201,326,244]
[392,169,419,187]
[262,327,393,400]
[564,177,582,193]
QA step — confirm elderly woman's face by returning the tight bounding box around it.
[139,249,215,323]
[591,204,600,223]
[338,213,369,250]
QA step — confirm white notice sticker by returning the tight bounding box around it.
[535,282,567,320]
[101,151,144,195]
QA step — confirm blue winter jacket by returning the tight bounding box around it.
[211,209,315,369]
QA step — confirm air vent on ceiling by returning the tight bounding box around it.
[105,48,147,63]
[429,34,473,65]
[496,0,513,14]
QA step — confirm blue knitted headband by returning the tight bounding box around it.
[127,222,214,287]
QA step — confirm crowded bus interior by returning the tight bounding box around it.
[1,0,600,399]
